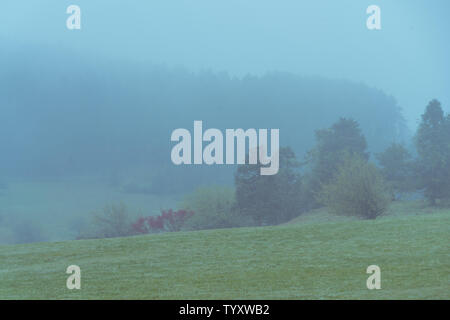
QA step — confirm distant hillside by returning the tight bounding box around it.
[0,45,409,187]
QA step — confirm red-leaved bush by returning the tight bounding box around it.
[132,209,194,234]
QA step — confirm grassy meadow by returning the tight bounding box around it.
[0,201,448,299]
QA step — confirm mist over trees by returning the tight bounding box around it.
[0,48,408,193]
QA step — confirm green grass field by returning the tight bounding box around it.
[0,202,449,299]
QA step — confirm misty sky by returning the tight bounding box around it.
[1,0,449,129]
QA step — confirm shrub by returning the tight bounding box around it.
[318,154,390,219]
[180,186,247,230]
[77,203,133,239]
[131,209,194,234]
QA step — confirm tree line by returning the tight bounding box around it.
[77,99,449,238]
[234,99,450,225]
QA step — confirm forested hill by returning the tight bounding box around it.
[0,45,408,178]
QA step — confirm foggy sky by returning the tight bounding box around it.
[1,0,449,129]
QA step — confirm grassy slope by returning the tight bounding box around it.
[0,202,449,299]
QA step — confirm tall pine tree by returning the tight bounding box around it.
[415,99,450,204]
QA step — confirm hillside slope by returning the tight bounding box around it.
[0,208,448,299]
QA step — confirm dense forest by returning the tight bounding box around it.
[0,47,408,193]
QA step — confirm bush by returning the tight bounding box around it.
[131,209,194,234]
[77,203,133,239]
[318,154,390,219]
[180,186,248,230]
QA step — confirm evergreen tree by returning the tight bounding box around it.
[235,147,303,226]
[376,143,414,199]
[304,118,369,208]
[415,100,450,204]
